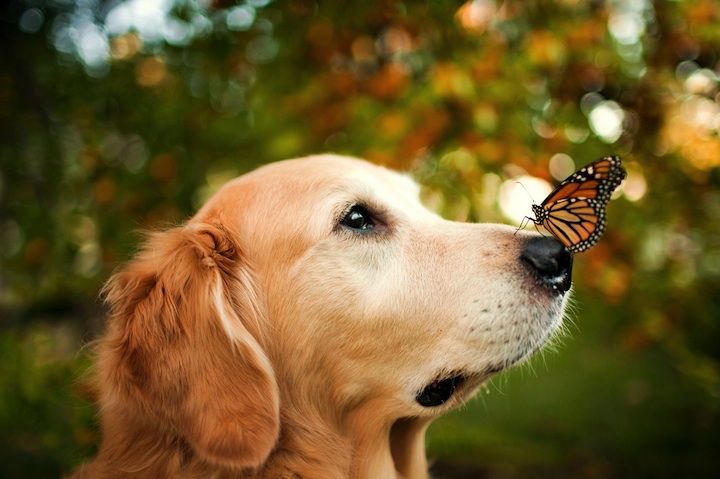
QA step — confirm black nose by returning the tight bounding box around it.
[521,237,573,293]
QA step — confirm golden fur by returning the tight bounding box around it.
[71,155,568,478]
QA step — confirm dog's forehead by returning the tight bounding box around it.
[261,155,424,206]
[331,162,444,224]
[294,155,420,197]
[199,155,434,226]
[343,164,420,201]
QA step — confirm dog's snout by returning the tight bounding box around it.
[521,236,573,293]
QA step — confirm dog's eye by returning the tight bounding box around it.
[340,205,375,232]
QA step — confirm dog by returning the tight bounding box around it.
[71,154,572,478]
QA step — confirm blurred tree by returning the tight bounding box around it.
[0,0,718,477]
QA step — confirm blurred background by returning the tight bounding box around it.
[1,0,719,477]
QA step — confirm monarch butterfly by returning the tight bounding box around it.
[523,156,626,253]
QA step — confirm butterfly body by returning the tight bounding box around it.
[528,156,626,253]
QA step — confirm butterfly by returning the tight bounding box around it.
[523,156,626,253]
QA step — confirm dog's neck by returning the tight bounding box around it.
[255,394,432,479]
[255,322,434,479]
[254,403,351,478]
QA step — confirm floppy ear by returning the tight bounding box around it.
[100,222,279,469]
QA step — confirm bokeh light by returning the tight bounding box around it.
[498,175,553,224]
[589,100,625,143]
[622,165,647,202]
[456,0,496,34]
[19,8,44,33]
[548,153,576,181]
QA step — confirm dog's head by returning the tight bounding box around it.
[92,154,571,477]
[198,155,571,411]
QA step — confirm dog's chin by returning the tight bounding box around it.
[417,300,568,410]
[414,361,518,410]
[414,369,496,411]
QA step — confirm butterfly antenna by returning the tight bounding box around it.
[514,181,537,235]
[515,180,536,204]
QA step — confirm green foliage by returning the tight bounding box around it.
[1,0,719,477]
[0,325,96,478]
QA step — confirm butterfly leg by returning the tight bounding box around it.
[515,216,534,235]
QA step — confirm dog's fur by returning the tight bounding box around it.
[71,155,569,478]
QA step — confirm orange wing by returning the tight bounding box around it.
[541,156,622,207]
[542,198,603,252]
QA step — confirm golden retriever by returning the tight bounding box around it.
[71,154,572,478]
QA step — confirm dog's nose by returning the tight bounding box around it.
[520,236,573,293]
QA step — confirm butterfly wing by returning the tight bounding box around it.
[536,156,626,253]
[542,197,605,253]
[541,156,625,207]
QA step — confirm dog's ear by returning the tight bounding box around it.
[100,223,279,469]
